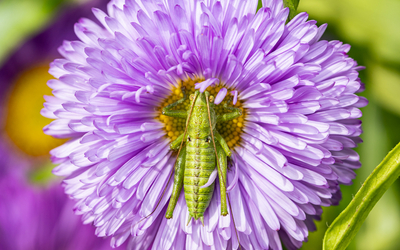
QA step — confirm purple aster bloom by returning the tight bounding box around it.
[42,0,367,249]
[0,170,124,250]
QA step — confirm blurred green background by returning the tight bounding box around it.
[0,0,399,249]
[299,0,400,249]
[0,0,66,66]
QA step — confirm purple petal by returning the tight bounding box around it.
[214,88,228,105]
[200,168,218,189]
[194,78,219,93]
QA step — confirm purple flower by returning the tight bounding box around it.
[43,0,367,249]
[0,171,124,250]
[0,1,121,249]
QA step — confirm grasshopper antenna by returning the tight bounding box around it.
[205,92,242,250]
[132,90,199,229]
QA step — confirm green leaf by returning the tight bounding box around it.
[323,142,400,250]
[283,0,300,20]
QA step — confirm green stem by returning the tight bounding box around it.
[323,142,400,250]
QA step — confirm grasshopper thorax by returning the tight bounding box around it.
[187,91,217,140]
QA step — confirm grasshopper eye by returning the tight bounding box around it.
[209,95,214,103]
[190,94,195,101]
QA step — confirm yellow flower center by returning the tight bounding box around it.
[4,64,66,157]
[157,78,247,149]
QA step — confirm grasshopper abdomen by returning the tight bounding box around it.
[184,138,216,221]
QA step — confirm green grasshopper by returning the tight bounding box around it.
[138,88,243,247]
[162,89,242,225]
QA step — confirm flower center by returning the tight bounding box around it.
[157,78,246,149]
[4,65,66,157]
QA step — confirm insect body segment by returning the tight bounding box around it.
[162,89,242,224]
[184,134,216,222]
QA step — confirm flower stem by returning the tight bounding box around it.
[323,142,400,250]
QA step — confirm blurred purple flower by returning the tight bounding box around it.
[42,0,367,249]
[0,170,123,250]
[0,1,122,250]
[0,0,108,103]
[0,0,109,159]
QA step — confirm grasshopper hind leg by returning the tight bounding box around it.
[216,142,228,216]
[165,145,186,219]
[170,132,186,150]
[214,131,232,157]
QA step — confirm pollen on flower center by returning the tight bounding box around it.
[157,78,247,149]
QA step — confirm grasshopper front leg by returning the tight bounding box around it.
[166,144,186,219]
[162,88,188,119]
[217,98,242,123]
[216,142,228,216]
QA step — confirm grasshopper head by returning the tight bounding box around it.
[190,90,214,106]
